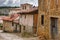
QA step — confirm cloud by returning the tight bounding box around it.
[12,0,20,6]
[0,0,38,6]
[0,0,5,5]
[0,0,20,6]
[3,0,9,5]
[13,0,17,4]
[20,0,38,6]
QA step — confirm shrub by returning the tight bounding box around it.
[21,32,33,37]
[0,23,3,27]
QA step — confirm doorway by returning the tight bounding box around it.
[50,17,58,39]
[19,25,21,32]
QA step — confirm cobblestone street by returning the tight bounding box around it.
[0,32,39,40]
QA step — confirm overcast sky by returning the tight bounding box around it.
[0,0,38,7]
[20,0,38,6]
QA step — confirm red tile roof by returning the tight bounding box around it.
[0,16,7,23]
[18,7,38,14]
[3,14,20,22]
[0,16,7,20]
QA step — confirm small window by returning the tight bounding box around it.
[41,15,44,25]
[25,15,26,18]
[22,6,24,9]
[23,26,25,30]
[12,22,14,26]
[25,6,26,9]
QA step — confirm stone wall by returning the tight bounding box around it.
[38,0,60,40]
[3,21,14,32]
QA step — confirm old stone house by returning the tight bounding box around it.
[18,3,38,34]
[20,3,33,10]
[13,16,21,32]
[0,16,6,30]
[38,0,60,40]
[3,14,20,32]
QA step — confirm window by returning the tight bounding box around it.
[25,15,26,18]
[41,15,44,25]
[22,7,24,9]
[12,22,14,26]
[23,6,26,9]
[23,26,25,30]
[25,6,26,9]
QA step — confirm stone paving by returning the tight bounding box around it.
[0,33,39,40]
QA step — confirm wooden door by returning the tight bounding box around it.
[50,17,58,39]
[33,14,38,34]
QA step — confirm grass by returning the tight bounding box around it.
[21,32,34,38]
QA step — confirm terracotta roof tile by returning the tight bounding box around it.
[18,7,38,14]
[3,14,20,22]
[21,3,32,6]
[0,16,7,20]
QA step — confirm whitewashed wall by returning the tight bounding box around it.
[19,14,33,33]
[20,15,25,25]
[26,15,33,33]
